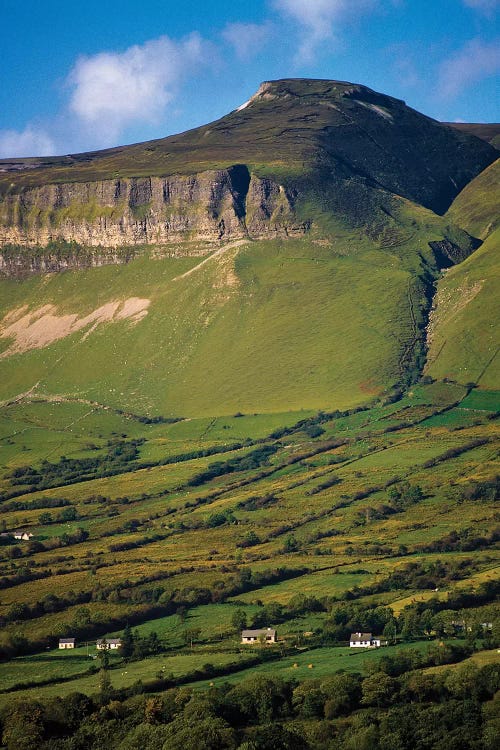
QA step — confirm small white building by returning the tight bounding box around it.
[349,632,386,648]
[13,530,33,541]
[59,638,76,649]
[96,638,122,650]
[241,628,277,644]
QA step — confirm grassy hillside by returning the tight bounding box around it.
[426,158,499,388]
[0,379,497,707]
[426,228,499,388]
[0,197,474,417]
[446,158,500,240]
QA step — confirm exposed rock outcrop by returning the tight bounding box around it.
[0,166,306,254]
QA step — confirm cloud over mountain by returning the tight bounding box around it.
[0,125,55,159]
[272,0,377,62]
[222,22,273,61]
[68,33,210,143]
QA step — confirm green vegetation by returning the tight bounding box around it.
[446,159,499,239]
[426,229,500,388]
[0,383,497,705]
[0,643,498,749]
[0,78,498,750]
[0,235,439,416]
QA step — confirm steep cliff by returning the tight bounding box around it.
[0,167,306,251]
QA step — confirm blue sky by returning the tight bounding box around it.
[1,0,498,157]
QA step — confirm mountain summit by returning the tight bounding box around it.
[0,78,496,209]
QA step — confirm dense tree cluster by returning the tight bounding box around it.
[455,476,500,504]
[187,446,279,487]
[417,527,500,553]
[6,440,144,491]
[1,660,498,750]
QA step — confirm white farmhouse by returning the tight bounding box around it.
[349,632,386,648]
[241,628,277,644]
[96,638,122,650]
[13,530,33,541]
[59,638,76,649]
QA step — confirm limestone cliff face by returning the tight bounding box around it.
[0,166,307,256]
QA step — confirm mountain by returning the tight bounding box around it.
[0,79,498,417]
[0,78,496,249]
[446,121,500,147]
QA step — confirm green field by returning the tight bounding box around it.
[187,641,452,690]
[0,649,247,707]
[0,234,438,417]
[0,377,496,712]
[0,636,472,706]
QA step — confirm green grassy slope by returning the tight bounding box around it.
[0,239,402,415]
[0,200,468,417]
[426,228,499,387]
[446,158,500,240]
[426,159,499,387]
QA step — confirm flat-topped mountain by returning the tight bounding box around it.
[0,79,497,416]
[0,79,497,253]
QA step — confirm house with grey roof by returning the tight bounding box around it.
[96,638,122,650]
[59,638,76,649]
[349,632,386,648]
[241,628,277,644]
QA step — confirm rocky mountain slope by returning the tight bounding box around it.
[0,79,497,415]
[0,79,496,256]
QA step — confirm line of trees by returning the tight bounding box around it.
[1,659,498,749]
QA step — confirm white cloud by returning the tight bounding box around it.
[463,0,499,15]
[222,21,273,61]
[272,0,376,63]
[0,32,214,157]
[437,37,500,99]
[0,125,55,159]
[68,33,210,144]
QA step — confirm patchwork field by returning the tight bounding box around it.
[0,381,497,708]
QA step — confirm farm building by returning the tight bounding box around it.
[349,632,386,648]
[58,638,76,649]
[13,530,33,541]
[241,628,277,644]
[96,638,122,650]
